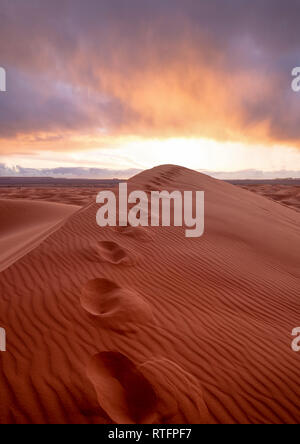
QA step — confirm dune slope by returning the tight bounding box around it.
[0,199,79,273]
[0,165,299,424]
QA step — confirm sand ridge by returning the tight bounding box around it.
[0,199,80,273]
[0,165,299,424]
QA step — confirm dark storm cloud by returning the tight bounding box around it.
[0,67,137,139]
[1,0,300,149]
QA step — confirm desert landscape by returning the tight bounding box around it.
[0,164,299,424]
[1,0,300,428]
[1,178,299,212]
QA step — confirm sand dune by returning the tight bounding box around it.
[0,187,99,206]
[0,165,299,424]
[0,199,79,273]
[241,184,300,212]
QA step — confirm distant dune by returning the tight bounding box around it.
[0,187,100,207]
[241,184,300,212]
[0,165,299,424]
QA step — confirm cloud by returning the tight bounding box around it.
[1,0,300,154]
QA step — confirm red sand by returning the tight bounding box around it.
[241,184,300,212]
[0,165,299,424]
[0,187,99,206]
[0,199,79,273]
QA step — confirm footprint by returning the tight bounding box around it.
[144,183,161,193]
[159,167,181,181]
[87,352,157,424]
[138,358,211,424]
[151,179,163,187]
[80,278,154,332]
[116,226,153,242]
[97,241,134,266]
[87,352,211,424]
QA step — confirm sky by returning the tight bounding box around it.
[0,0,300,178]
